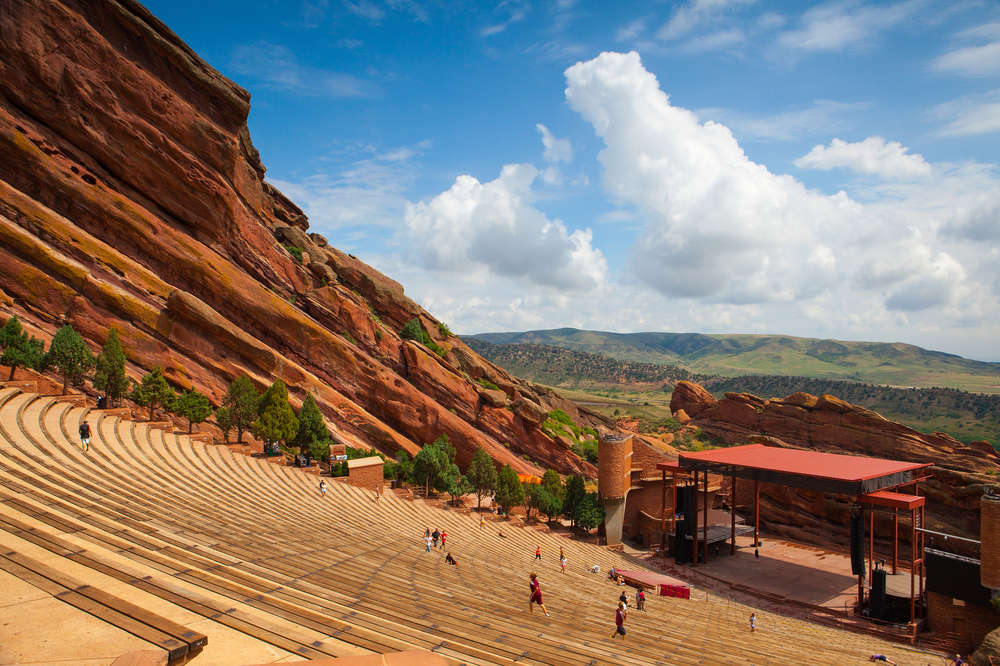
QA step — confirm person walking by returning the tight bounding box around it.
[559,554,568,574]
[432,528,440,548]
[749,612,757,633]
[440,530,447,550]
[528,573,550,617]
[79,420,91,452]
[480,515,486,529]
[534,545,541,561]
[610,601,627,639]
[636,588,645,611]
[424,532,433,553]
[318,480,327,497]
[619,589,629,609]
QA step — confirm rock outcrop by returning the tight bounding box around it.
[973,625,1000,666]
[671,381,1000,547]
[0,0,600,477]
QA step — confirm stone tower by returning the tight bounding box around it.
[597,432,633,546]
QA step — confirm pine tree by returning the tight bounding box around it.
[44,324,95,394]
[292,393,329,460]
[523,482,540,522]
[0,316,45,381]
[447,472,472,506]
[93,328,130,406]
[410,435,455,496]
[131,367,176,421]
[563,474,586,528]
[223,375,259,444]
[541,469,564,505]
[174,389,212,433]
[466,446,498,510]
[386,450,412,483]
[536,487,563,524]
[252,379,298,451]
[215,406,233,443]
[494,464,524,514]
[574,491,605,531]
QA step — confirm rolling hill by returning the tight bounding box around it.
[467,328,1000,393]
[466,339,1000,450]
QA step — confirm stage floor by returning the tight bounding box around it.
[696,534,915,612]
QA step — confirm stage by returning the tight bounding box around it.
[692,534,916,614]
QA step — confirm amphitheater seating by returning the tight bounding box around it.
[0,385,941,665]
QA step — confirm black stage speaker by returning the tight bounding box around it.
[674,485,696,564]
[850,510,865,578]
[870,567,887,618]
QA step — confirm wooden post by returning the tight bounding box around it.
[671,473,678,554]
[693,471,699,567]
[703,469,709,564]
[910,506,916,624]
[661,468,667,554]
[868,507,874,583]
[730,475,736,555]
[892,508,898,574]
[753,479,759,547]
[919,504,925,618]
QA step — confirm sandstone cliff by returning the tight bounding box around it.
[670,381,1000,547]
[0,0,599,477]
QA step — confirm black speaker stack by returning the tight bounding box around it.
[674,485,697,564]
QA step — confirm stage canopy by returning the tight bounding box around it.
[667,444,931,496]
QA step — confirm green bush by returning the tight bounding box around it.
[477,378,500,391]
[284,245,303,264]
[0,316,45,382]
[437,322,453,337]
[400,318,429,343]
[400,318,445,357]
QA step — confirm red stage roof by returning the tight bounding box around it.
[673,444,932,495]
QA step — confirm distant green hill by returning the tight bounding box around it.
[465,340,698,387]
[467,328,1000,393]
[467,339,1000,451]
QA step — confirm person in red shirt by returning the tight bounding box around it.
[534,545,541,560]
[528,573,549,617]
[610,601,627,639]
[440,531,447,550]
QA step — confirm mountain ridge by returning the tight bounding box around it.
[467,328,1000,393]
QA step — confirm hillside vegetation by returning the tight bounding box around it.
[468,328,1000,393]
[469,340,1000,451]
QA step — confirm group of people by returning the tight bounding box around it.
[423,527,447,552]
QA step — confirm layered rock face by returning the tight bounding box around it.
[0,0,598,477]
[671,381,1000,547]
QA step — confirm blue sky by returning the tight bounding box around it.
[144,0,1000,361]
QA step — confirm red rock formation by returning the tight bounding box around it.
[0,0,601,478]
[671,381,1000,547]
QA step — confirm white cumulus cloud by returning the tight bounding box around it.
[794,137,931,180]
[562,51,996,321]
[403,163,606,291]
[565,51,858,303]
